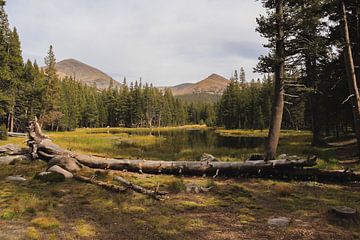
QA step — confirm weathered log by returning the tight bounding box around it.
[74,154,317,177]
[7,132,27,137]
[74,175,127,193]
[114,176,167,200]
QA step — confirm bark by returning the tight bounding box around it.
[341,0,360,156]
[265,0,285,160]
[74,154,317,177]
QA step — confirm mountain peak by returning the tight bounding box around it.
[55,59,121,89]
[170,73,229,96]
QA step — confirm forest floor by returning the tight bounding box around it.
[0,128,359,240]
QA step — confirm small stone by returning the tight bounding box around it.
[35,171,65,183]
[6,175,26,182]
[48,165,73,178]
[267,217,290,227]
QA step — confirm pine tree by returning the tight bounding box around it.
[0,0,12,127]
[42,45,62,130]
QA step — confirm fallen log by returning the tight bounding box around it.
[114,175,168,200]
[74,175,128,193]
[74,154,317,177]
[7,132,27,137]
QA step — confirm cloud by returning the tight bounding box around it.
[6,0,267,86]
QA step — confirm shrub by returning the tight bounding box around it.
[0,124,7,140]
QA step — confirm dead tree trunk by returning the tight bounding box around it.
[265,0,285,160]
[341,0,360,156]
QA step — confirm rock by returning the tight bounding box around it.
[48,165,73,178]
[329,206,358,219]
[48,156,81,172]
[6,175,27,182]
[248,154,264,161]
[35,171,65,182]
[267,217,290,227]
[200,153,217,162]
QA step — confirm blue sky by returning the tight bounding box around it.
[6,0,266,86]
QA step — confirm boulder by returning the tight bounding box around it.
[48,165,73,178]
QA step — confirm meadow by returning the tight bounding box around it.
[0,127,359,239]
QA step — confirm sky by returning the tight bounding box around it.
[6,0,267,86]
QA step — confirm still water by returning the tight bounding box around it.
[110,129,267,161]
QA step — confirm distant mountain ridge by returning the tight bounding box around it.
[54,59,121,89]
[169,73,230,96]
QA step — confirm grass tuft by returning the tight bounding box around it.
[76,221,96,238]
[31,217,60,230]
[27,227,40,240]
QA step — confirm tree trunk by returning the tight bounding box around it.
[265,0,285,160]
[8,110,14,133]
[341,0,360,156]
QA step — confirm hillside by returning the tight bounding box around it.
[54,59,121,89]
[170,73,229,96]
